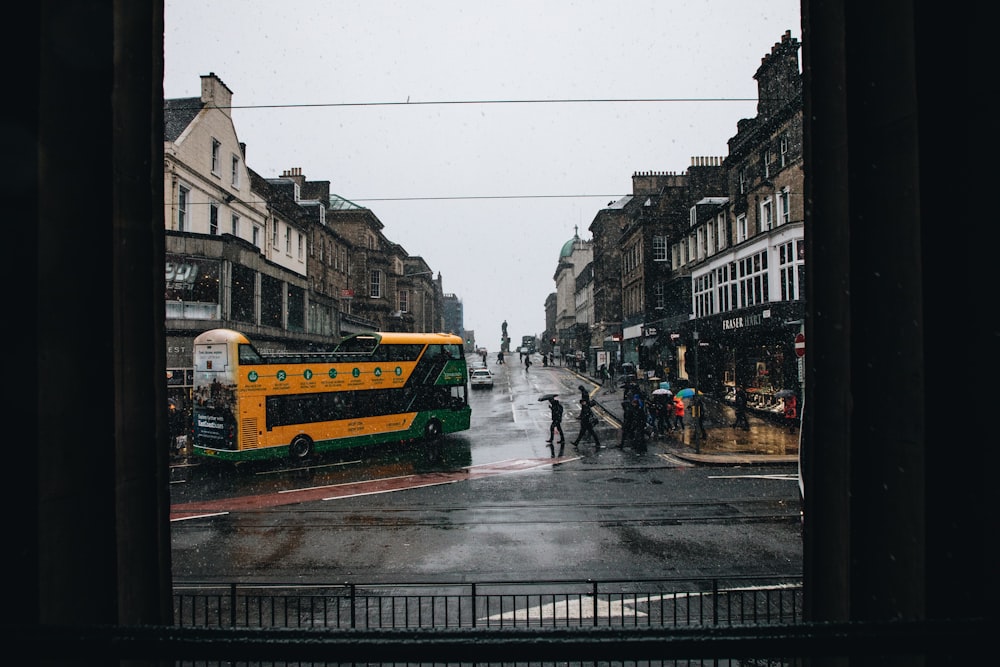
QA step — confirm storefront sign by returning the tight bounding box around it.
[722,312,766,331]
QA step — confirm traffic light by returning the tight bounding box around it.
[550,337,556,345]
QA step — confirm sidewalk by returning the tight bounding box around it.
[571,369,799,465]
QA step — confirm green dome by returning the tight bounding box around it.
[559,237,576,258]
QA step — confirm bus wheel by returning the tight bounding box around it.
[424,419,442,440]
[288,435,313,462]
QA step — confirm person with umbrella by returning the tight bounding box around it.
[544,396,565,453]
[672,395,685,431]
[651,388,672,435]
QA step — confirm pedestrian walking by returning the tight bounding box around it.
[732,385,750,430]
[783,394,798,433]
[480,350,487,365]
[599,363,608,386]
[672,395,685,431]
[545,396,565,453]
[524,354,532,372]
[571,398,601,449]
[651,392,671,434]
[619,395,647,451]
[496,350,504,365]
[578,384,590,404]
[691,394,708,440]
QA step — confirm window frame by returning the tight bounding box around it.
[211,138,221,175]
[209,202,219,235]
[177,184,190,231]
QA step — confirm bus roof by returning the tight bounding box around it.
[340,331,464,346]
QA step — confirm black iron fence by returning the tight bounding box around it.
[6,578,985,665]
[173,576,803,630]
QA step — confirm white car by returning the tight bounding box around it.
[469,368,494,389]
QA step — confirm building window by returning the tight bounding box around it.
[272,221,279,249]
[778,239,804,301]
[737,250,770,308]
[739,167,747,195]
[760,198,773,231]
[370,270,382,298]
[780,188,791,225]
[762,148,771,179]
[211,139,221,175]
[652,235,667,261]
[231,154,240,187]
[715,214,727,251]
[231,214,239,237]
[653,283,664,310]
[209,203,219,235]
[297,232,304,260]
[694,272,715,317]
[177,185,190,231]
[252,225,260,249]
[780,133,789,167]
[285,227,292,254]
[736,213,748,243]
[399,289,409,313]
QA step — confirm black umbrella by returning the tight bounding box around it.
[537,393,558,402]
[774,389,797,398]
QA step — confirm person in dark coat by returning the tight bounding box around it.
[545,397,565,453]
[732,385,750,430]
[571,398,601,449]
[618,395,646,451]
[691,394,708,439]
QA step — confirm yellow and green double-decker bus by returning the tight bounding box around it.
[190,328,471,463]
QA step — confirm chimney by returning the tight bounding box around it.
[200,72,234,118]
[281,167,306,186]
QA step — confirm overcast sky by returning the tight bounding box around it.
[164,0,801,349]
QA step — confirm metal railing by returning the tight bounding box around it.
[173,576,803,630]
[9,577,984,665]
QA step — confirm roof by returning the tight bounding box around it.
[328,194,366,211]
[559,237,577,258]
[163,97,202,142]
[606,195,633,210]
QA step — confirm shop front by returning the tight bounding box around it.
[670,302,805,410]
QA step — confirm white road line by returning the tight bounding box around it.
[280,473,418,493]
[170,511,229,522]
[708,474,799,480]
[322,479,457,500]
[656,453,694,466]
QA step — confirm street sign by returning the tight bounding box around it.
[794,332,806,357]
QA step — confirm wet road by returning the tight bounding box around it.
[170,355,802,584]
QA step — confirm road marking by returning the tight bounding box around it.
[708,473,799,480]
[656,453,694,466]
[170,458,566,521]
[323,479,457,500]
[281,473,419,493]
[170,511,229,522]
